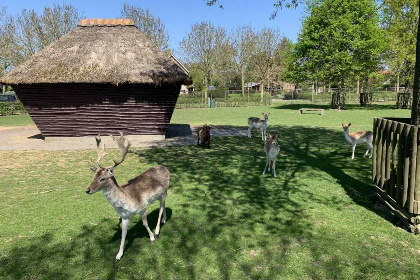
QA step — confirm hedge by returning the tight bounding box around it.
[0,101,27,116]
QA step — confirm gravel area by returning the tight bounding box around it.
[0,125,248,151]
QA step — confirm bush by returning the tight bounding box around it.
[176,92,271,108]
[0,101,27,116]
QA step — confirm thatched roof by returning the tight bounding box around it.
[0,19,190,85]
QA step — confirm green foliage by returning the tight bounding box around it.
[176,92,271,108]
[381,0,418,86]
[0,100,26,115]
[290,0,385,86]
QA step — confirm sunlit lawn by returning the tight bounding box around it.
[1,102,419,279]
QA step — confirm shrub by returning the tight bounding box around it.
[0,101,27,116]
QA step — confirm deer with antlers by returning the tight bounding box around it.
[86,132,170,261]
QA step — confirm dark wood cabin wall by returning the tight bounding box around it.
[13,84,180,137]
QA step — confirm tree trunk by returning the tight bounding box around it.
[204,75,208,104]
[411,4,420,125]
[260,82,264,103]
[241,65,245,97]
[311,83,315,102]
[396,74,400,93]
[356,79,360,97]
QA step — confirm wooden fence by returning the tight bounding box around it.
[373,117,420,233]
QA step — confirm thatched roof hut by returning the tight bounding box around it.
[0,19,190,137]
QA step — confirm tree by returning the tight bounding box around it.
[291,0,383,106]
[381,0,418,93]
[231,25,256,95]
[120,2,169,51]
[0,7,14,78]
[249,28,282,102]
[179,22,228,102]
[6,3,82,67]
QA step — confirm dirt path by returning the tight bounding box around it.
[0,125,248,151]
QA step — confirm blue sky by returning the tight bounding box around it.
[4,0,306,51]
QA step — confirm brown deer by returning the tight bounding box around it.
[85,132,170,261]
[248,113,270,140]
[262,133,280,177]
[196,124,212,148]
[342,123,373,159]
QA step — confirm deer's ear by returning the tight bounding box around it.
[90,167,96,172]
[266,133,271,138]
[349,123,351,126]
[108,168,114,177]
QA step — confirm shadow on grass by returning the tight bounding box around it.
[273,103,398,111]
[0,125,411,279]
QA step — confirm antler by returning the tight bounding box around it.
[91,134,107,169]
[110,131,131,168]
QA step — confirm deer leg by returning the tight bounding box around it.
[366,142,373,158]
[273,160,277,177]
[162,200,167,224]
[248,126,252,138]
[141,212,155,243]
[155,195,167,237]
[263,157,269,174]
[116,217,129,260]
[351,145,356,160]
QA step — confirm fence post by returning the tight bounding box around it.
[409,126,419,213]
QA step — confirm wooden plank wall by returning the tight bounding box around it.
[13,83,181,137]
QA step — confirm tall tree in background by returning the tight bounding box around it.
[231,25,256,96]
[120,2,169,51]
[7,3,82,67]
[0,7,14,78]
[249,28,282,102]
[381,0,418,93]
[292,0,383,95]
[179,22,228,102]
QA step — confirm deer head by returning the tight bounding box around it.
[266,133,279,146]
[86,131,131,194]
[341,123,351,132]
[262,112,270,119]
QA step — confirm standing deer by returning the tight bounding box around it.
[85,132,170,261]
[342,123,373,159]
[248,113,270,140]
[196,124,212,148]
[262,133,280,177]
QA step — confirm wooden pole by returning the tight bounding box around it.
[396,123,405,203]
[409,125,418,213]
[385,120,393,194]
[390,121,399,198]
[372,118,378,181]
[380,120,388,189]
[376,118,384,186]
[403,124,411,207]
[415,131,420,214]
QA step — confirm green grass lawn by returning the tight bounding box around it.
[1,103,419,279]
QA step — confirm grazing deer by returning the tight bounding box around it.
[85,132,170,261]
[263,133,280,177]
[248,113,270,140]
[196,124,212,148]
[342,123,373,159]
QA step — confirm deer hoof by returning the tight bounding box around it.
[115,252,123,261]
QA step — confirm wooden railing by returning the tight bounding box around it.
[373,117,420,233]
